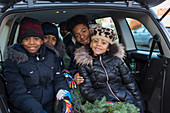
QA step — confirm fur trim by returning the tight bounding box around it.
[113,42,125,59]
[74,46,93,66]
[7,47,28,64]
[44,43,59,57]
[74,43,125,65]
[55,39,66,57]
[44,39,66,57]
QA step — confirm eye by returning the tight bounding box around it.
[74,34,80,38]
[102,40,107,45]
[94,40,98,43]
[52,38,57,41]
[24,37,29,41]
[44,36,49,40]
[34,37,39,41]
[102,41,106,44]
[82,29,86,33]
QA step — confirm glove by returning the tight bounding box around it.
[57,99,72,113]
[62,69,76,89]
[56,89,71,101]
[40,109,47,113]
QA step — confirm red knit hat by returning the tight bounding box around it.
[18,17,44,42]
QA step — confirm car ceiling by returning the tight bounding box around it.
[15,9,118,24]
[0,0,165,9]
[10,5,146,25]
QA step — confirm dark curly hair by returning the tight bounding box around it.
[66,15,89,33]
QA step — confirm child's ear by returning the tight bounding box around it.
[41,39,43,44]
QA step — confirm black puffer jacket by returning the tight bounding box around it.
[4,43,69,113]
[68,42,84,76]
[44,39,66,69]
[74,43,146,111]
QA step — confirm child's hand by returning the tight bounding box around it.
[74,73,84,85]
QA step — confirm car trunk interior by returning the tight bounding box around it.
[0,2,170,113]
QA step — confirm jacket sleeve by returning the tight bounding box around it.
[56,56,65,69]
[67,44,78,76]
[118,58,146,111]
[4,59,42,113]
[54,61,69,94]
[78,65,109,103]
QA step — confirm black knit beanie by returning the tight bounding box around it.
[42,22,58,39]
[18,17,44,42]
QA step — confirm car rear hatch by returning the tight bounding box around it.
[0,0,166,13]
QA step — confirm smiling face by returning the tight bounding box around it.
[21,37,43,53]
[72,24,91,45]
[90,38,109,56]
[43,34,57,46]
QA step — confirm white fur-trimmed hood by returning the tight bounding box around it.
[74,43,125,66]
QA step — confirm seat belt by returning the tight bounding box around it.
[0,46,4,76]
[148,34,163,67]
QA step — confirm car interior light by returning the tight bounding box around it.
[63,11,67,13]
[56,11,59,13]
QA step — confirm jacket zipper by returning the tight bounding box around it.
[99,55,121,102]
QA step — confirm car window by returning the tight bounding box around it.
[126,18,159,51]
[95,17,119,43]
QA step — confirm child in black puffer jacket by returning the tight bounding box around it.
[74,27,146,112]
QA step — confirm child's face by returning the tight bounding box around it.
[21,37,43,53]
[72,24,91,45]
[60,27,68,38]
[43,34,57,47]
[90,38,109,56]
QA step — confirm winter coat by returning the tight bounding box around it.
[68,42,84,76]
[4,43,69,113]
[74,43,146,111]
[44,39,66,69]
[63,32,73,49]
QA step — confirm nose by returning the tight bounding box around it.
[96,41,101,46]
[47,38,52,44]
[80,34,85,39]
[29,38,35,44]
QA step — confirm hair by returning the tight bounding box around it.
[58,21,66,29]
[66,15,89,33]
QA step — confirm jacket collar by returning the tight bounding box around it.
[7,43,59,64]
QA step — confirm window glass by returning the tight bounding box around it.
[95,17,119,43]
[126,18,159,51]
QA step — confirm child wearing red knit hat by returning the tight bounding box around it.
[4,17,72,113]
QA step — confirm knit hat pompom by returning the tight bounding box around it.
[91,27,117,44]
[42,22,58,39]
[18,17,44,42]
